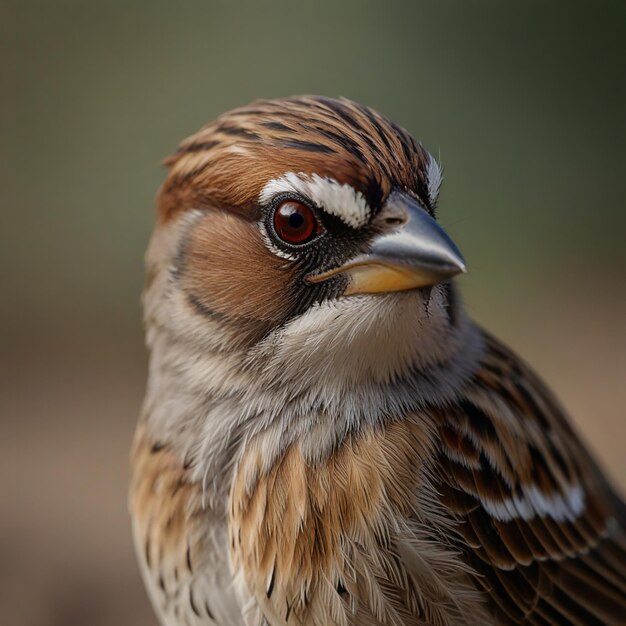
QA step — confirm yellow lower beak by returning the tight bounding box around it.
[308,259,450,295]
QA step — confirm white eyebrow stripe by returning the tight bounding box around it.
[259,172,370,228]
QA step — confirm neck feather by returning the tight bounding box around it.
[142,277,483,507]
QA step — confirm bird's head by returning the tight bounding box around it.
[146,96,471,388]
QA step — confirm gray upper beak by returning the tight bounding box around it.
[307,191,466,295]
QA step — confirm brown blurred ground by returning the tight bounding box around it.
[1,1,624,625]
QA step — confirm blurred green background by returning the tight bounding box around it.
[1,1,624,624]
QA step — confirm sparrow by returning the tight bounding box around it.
[130,96,626,626]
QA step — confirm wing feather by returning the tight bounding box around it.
[435,330,626,624]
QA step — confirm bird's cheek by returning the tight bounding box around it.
[177,212,297,324]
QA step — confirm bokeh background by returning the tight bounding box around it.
[1,1,625,624]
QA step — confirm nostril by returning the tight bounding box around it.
[384,217,405,226]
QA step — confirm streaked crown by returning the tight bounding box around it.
[158,96,442,223]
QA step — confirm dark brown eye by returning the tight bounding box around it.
[273,200,320,245]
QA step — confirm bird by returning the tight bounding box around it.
[129,95,626,626]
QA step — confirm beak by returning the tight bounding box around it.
[307,191,466,295]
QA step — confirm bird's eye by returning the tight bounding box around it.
[273,200,320,245]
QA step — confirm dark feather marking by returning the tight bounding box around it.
[369,112,394,153]
[178,164,213,185]
[363,176,385,211]
[311,125,366,163]
[218,125,260,140]
[170,477,186,498]
[460,400,498,442]
[492,566,538,612]
[441,282,460,327]
[528,445,561,492]
[545,584,607,626]
[320,97,366,132]
[547,438,575,483]
[293,98,318,108]
[336,580,348,598]
[513,374,551,430]
[386,114,409,142]
[399,137,414,168]
[189,588,201,617]
[423,285,434,317]
[355,100,380,126]
[205,601,215,620]
[145,535,152,568]
[267,567,276,598]
[360,131,385,159]
[441,423,480,462]
[468,551,526,619]
[278,139,337,153]
[262,121,291,131]
[181,140,219,153]
[227,108,268,116]
[492,518,536,565]
[188,294,232,323]
[474,452,512,502]
[186,544,193,573]
[534,597,576,626]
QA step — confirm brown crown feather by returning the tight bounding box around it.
[157,96,434,223]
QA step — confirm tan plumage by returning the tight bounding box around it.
[130,96,626,626]
[229,419,490,626]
